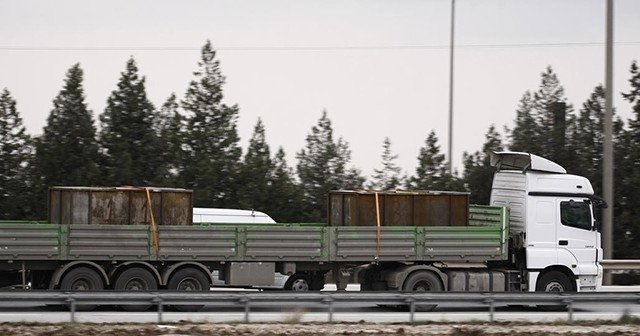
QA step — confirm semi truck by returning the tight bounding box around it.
[0,152,605,311]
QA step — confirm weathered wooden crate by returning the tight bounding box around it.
[49,186,193,225]
[328,190,469,226]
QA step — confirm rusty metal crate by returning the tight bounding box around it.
[328,190,469,226]
[49,186,193,225]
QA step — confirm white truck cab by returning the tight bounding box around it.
[489,152,604,292]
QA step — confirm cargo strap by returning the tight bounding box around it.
[375,192,381,261]
[145,188,160,256]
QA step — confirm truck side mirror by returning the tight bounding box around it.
[591,196,608,209]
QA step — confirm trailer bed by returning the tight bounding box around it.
[0,205,508,264]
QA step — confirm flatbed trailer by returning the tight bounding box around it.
[0,205,507,288]
[0,152,606,312]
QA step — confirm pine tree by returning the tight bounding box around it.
[99,57,158,186]
[181,41,242,207]
[510,91,540,153]
[35,64,100,191]
[510,67,573,163]
[533,67,573,161]
[615,60,640,258]
[569,85,606,194]
[623,61,640,139]
[238,118,272,210]
[534,66,567,131]
[409,130,463,191]
[296,111,364,221]
[266,147,305,222]
[463,125,504,204]
[411,131,444,189]
[369,137,403,190]
[0,88,32,219]
[153,93,184,186]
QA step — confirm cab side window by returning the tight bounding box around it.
[560,201,592,230]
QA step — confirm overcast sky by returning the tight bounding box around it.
[2,0,640,178]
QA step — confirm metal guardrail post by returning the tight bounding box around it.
[322,296,335,323]
[564,299,574,322]
[153,296,163,324]
[484,298,495,322]
[406,297,416,325]
[66,297,76,324]
[239,296,250,323]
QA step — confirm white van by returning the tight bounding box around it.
[192,208,277,224]
[192,208,287,289]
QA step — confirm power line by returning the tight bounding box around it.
[0,41,639,52]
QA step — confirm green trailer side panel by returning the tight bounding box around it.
[158,225,237,260]
[331,205,508,263]
[243,224,326,262]
[332,226,418,262]
[0,222,60,260]
[420,205,509,262]
[66,225,151,261]
[422,226,504,261]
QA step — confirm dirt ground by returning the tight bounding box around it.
[1,322,639,336]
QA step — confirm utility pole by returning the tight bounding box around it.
[603,0,614,284]
[447,0,455,174]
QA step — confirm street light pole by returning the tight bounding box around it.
[603,0,614,284]
[447,0,455,174]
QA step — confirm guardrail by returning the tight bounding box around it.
[1,291,639,324]
[601,259,640,270]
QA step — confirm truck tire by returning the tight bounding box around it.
[114,267,157,311]
[167,268,209,312]
[60,266,104,311]
[285,273,310,291]
[402,271,443,311]
[536,270,573,311]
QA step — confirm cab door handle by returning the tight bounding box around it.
[559,240,568,246]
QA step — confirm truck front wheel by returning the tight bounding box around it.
[536,270,573,311]
[402,271,443,311]
[536,271,573,292]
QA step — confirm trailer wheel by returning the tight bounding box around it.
[60,266,104,311]
[114,267,157,311]
[536,271,573,311]
[285,273,310,291]
[167,268,209,312]
[402,271,443,311]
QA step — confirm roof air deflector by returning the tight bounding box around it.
[490,151,566,174]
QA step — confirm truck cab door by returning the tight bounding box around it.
[556,198,598,275]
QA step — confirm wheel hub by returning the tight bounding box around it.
[125,278,148,291]
[290,279,309,291]
[72,279,90,291]
[178,277,202,291]
[545,281,565,292]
